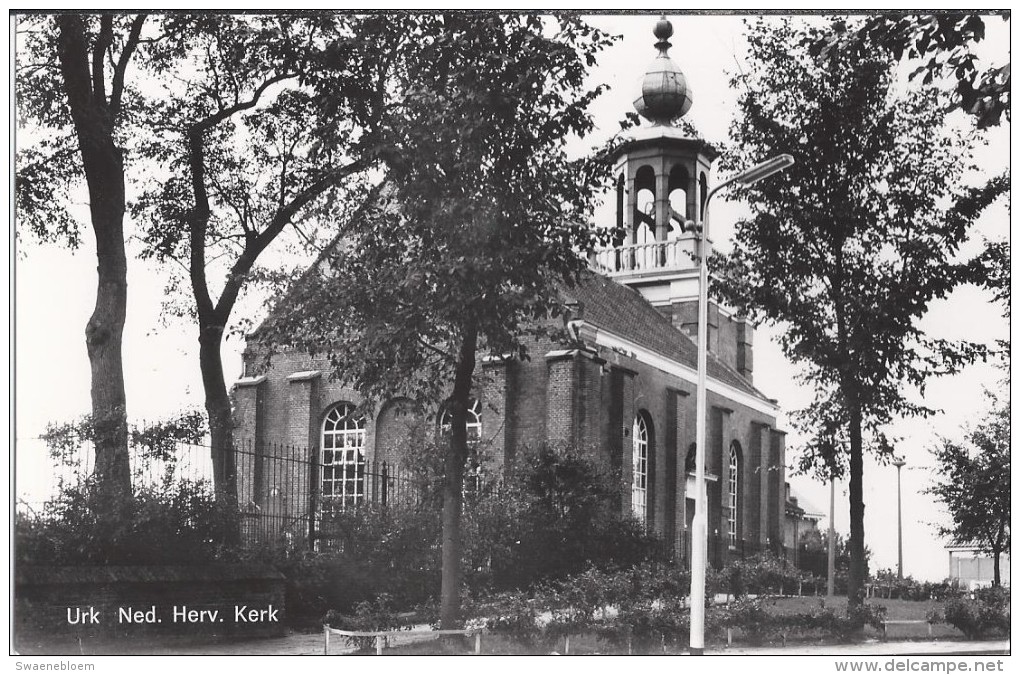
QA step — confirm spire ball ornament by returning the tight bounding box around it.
[654,17,673,41]
[633,16,693,125]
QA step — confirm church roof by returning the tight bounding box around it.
[565,273,772,402]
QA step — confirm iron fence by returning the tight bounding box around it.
[19,433,819,570]
[17,435,433,551]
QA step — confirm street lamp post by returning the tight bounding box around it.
[689,154,794,655]
[892,456,906,580]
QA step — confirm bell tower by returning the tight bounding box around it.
[593,17,728,355]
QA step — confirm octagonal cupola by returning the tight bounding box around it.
[589,16,737,361]
[593,17,720,293]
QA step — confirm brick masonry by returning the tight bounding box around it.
[236,292,786,562]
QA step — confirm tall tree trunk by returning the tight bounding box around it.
[198,319,237,502]
[440,322,477,630]
[991,524,1004,587]
[56,15,131,497]
[992,547,1001,587]
[847,401,867,610]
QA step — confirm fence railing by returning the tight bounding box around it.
[21,436,812,570]
[590,239,698,276]
[18,436,434,551]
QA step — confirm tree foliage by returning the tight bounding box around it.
[812,13,1010,128]
[131,14,384,498]
[927,399,1010,586]
[715,17,1005,607]
[259,13,615,628]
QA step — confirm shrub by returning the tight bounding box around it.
[482,591,544,647]
[844,602,888,633]
[323,594,410,651]
[718,597,885,645]
[15,476,237,566]
[465,444,665,591]
[721,553,805,598]
[283,503,442,623]
[941,586,1010,639]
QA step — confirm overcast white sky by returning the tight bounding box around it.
[13,13,1011,581]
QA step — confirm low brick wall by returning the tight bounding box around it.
[15,565,286,648]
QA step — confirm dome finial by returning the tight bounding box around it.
[633,15,693,126]
[653,15,673,54]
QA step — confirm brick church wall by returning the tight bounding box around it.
[235,315,785,558]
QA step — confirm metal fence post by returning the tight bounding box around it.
[308,444,319,550]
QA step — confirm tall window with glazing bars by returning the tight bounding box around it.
[631,413,649,525]
[727,442,739,546]
[321,403,366,510]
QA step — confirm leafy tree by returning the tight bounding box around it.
[260,14,614,627]
[798,528,871,584]
[812,13,1010,128]
[16,14,151,497]
[133,14,382,498]
[927,400,1010,586]
[715,18,1005,609]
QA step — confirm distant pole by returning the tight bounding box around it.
[893,457,906,580]
[827,476,835,596]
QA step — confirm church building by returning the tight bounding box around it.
[232,17,788,567]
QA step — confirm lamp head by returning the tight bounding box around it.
[734,154,795,185]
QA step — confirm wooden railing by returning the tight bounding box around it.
[590,239,698,276]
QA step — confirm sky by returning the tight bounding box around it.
[12,12,1011,581]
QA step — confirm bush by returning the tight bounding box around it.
[283,503,442,624]
[721,553,805,598]
[482,591,545,647]
[323,594,410,650]
[718,597,885,645]
[940,586,1010,639]
[465,444,665,591]
[15,476,237,566]
[297,444,668,624]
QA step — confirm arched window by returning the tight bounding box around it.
[727,442,740,546]
[631,413,650,524]
[321,403,366,510]
[440,399,483,492]
[634,165,657,247]
[667,164,689,240]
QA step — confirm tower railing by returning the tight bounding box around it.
[590,238,698,277]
